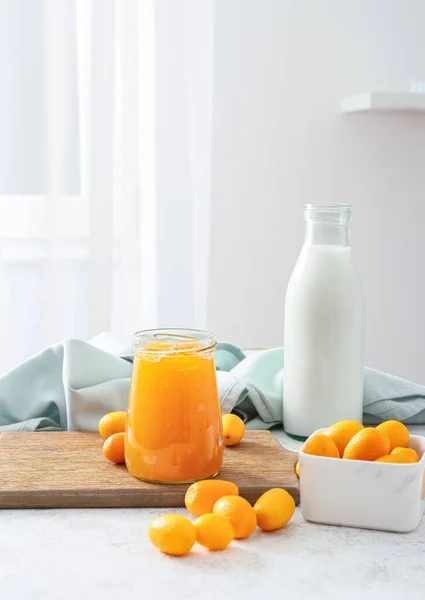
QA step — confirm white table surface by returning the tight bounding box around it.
[1,426,425,600]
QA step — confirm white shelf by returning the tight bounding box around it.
[340,92,425,114]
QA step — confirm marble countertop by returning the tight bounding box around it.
[1,427,425,600]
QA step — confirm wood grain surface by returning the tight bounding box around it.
[0,431,299,509]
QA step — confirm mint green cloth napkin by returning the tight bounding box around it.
[0,335,425,432]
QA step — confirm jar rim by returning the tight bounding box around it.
[133,328,216,355]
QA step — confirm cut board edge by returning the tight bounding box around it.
[0,485,300,509]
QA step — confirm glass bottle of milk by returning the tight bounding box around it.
[283,203,364,438]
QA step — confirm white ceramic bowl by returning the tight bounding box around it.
[299,430,425,532]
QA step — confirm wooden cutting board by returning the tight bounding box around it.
[0,431,299,509]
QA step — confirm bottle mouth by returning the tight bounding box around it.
[304,203,352,225]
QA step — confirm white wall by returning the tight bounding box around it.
[208,0,425,383]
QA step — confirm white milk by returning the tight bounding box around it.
[283,244,364,437]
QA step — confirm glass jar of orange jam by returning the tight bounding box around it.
[125,329,224,484]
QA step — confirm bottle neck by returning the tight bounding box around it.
[305,222,350,247]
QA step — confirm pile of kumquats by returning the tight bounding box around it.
[148,478,295,557]
[298,419,419,468]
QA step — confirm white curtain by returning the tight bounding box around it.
[0,0,214,371]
